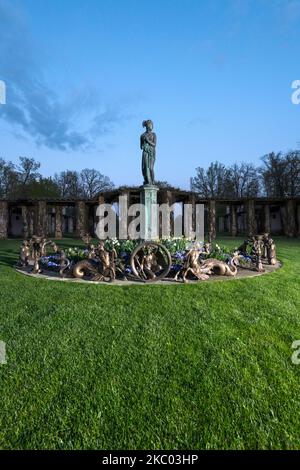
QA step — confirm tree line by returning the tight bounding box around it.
[191,151,300,198]
[0,157,114,199]
[1,150,299,200]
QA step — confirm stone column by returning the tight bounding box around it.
[0,201,8,239]
[184,194,196,239]
[166,190,175,238]
[75,201,87,238]
[191,194,196,236]
[98,194,105,206]
[208,200,216,240]
[21,205,29,238]
[140,185,159,240]
[283,199,296,237]
[263,204,271,234]
[245,199,256,236]
[55,206,63,239]
[36,200,47,237]
[229,204,237,237]
[28,207,35,237]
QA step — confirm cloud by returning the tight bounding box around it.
[0,0,128,151]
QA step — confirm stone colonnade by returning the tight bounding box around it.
[0,194,299,239]
[217,199,299,240]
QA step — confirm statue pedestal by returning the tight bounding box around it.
[140,185,159,240]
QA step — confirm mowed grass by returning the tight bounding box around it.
[0,237,300,450]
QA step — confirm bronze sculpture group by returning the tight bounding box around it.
[18,236,59,274]
[237,233,277,273]
[174,243,210,282]
[17,235,118,282]
[72,240,117,282]
[17,233,277,284]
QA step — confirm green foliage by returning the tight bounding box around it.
[64,247,86,262]
[71,238,195,257]
[208,243,232,261]
[160,237,190,254]
[22,178,61,198]
[103,238,139,255]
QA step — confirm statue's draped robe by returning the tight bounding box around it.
[141,131,156,185]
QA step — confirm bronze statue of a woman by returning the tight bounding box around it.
[140,119,156,185]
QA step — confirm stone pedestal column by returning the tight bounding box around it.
[230,205,237,237]
[140,185,159,240]
[75,201,87,238]
[0,201,8,239]
[245,199,256,236]
[55,206,63,239]
[263,204,271,234]
[36,201,47,237]
[21,205,29,238]
[208,200,216,240]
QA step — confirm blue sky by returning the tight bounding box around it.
[0,0,299,188]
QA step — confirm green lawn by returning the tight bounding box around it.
[0,237,300,450]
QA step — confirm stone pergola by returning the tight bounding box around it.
[0,189,299,240]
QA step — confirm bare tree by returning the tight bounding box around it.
[80,168,114,198]
[285,151,300,197]
[229,162,260,198]
[17,157,41,186]
[53,170,83,198]
[260,151,300,197]
[0,158,18,198]
[191,162,232,198]
[0,157,116,199]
